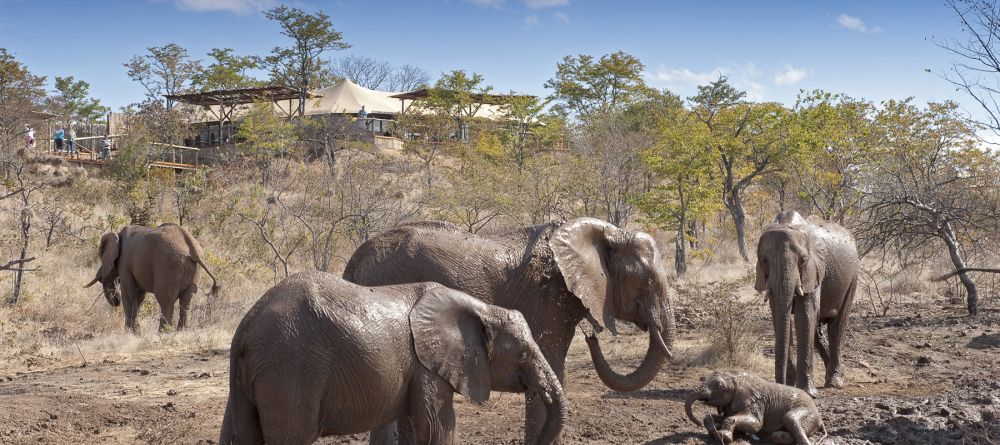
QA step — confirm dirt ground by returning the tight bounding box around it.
[1,295,999,445]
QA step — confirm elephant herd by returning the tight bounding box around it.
[87,211,859,444]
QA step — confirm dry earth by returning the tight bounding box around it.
[1,295,999,444]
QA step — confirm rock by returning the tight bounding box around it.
[833,406,848,414]
[897,406,917,415]
[917,356,932,366]
[167,389,179,396]
[876,402,893,411]
[935,407,951,417]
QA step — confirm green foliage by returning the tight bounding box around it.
[236,102,297,182]
[124,43,202,109]
[50,76,108,124]
[426,70,493,120]
[261,5,350,115]
[545,51,652,119]
[191,48,262,91]
[0,48,46,149]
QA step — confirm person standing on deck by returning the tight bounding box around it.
[100,135,112,160]
[357,105,367,129]
[65,124,76,158]
[53,127,64,154]
[24,125,35,151]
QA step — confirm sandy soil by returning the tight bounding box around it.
[1,296,999,444]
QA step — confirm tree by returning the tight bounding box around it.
[124,43,202,110]
[262,6,350,116]
[191,48,262,91]
[388,64,431,92]
[787,90,876,223]
[572,113,652,228]
[544,51,652,120]
[638,108,720,275]
[938,0,1000,135]
[690,77,791,260]
[331,55,393,90]
[236,102,298,184]
[0,48,46,165]
[49,76,108,125]
[857,99,998,316]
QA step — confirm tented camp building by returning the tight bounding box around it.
[169,78,532,151]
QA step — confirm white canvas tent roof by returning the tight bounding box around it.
[303,78,403,116]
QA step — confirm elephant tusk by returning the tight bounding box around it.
[84,276,100,288]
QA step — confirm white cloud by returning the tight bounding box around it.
[465,0,506,8]
[837,14,881,33]
[521,0,569,8]
[523,14,539,27]
[174,0,273,14]
[646,62,768,101]
[553,11,569,23]
[773,64,807,85]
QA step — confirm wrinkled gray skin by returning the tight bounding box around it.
[755,211,858,397]
[84,224,218,333]
[344,218,676,444]
[219,272,565,445]
[685,370,826,445]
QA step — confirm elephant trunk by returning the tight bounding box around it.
[685,386,710,426]
[531,385,566,445]
[773,269,796,385]
[585,294,674,392]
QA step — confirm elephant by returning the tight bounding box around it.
[85,223,219,332]
[219,272,565,445]
[685,370,826,445]
[755,211,858,397]
[343,218,677,443]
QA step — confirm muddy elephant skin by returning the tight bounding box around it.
[343,218,677,443]
[685,370,826,445]
[84,224,218,332]
[755,211,859,397]
[219,272,565,445]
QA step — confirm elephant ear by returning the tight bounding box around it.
[550,218,617,334]
[799,250,823,294]
[98,232,121,281]
[754,257,767,292]
[410,285,492,404]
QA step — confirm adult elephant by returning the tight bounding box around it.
[85,224,219,332]
[755,211,858,398]
[220,273,565,445]
[344,218,676,443]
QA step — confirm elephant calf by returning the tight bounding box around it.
[220,272,565,445]
[685,370,826,445]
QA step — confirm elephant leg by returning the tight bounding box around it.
[826,278,857,389]
[177,284,196,330]
[408,375,454,445]
[814,323,831,369]
[155,284,179,332]
[782,407,821,445]
[785,328,796,386]
[121,275,144,333]
[794,292,819,398]
[759,431,795,445]
[716,413,762,444]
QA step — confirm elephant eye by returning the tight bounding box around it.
[799,256,809,265]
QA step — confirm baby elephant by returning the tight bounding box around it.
[220,272,565,445]
[685,370,826,445]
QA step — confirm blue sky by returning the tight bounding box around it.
[0,0,974,115]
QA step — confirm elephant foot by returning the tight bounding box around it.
[704,415,728,444]
[826,374,844,389]
[804,384,819,399]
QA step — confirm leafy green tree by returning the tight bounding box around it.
[191,48,262,91]
[690,77,792,260]
[49,76,108,125]
[124,43,202,110]
[236,101,297,183]
[638,108,720,275]
[857,99,998,316]
[787,90,876,223]
[262,6,350,116]
[544,51,652,120]
[0,48,46,155]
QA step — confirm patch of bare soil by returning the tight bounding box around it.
[2,297,999,444]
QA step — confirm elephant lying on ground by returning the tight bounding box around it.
[686,370,826,445]
[755,211,858,397]
[344,218,676,443]
[220,272,565,445]
[85,224,218,332]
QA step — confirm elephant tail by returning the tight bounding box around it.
[220,345,262,444]
[179,228,221,297]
